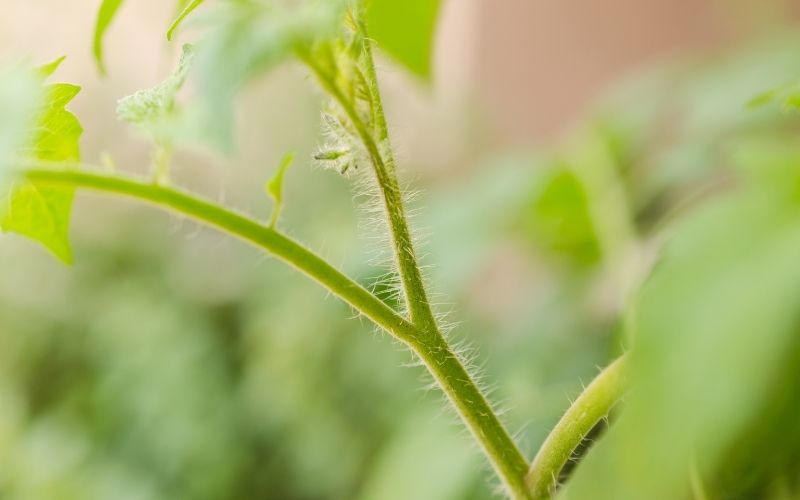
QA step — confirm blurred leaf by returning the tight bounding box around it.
[2,184,74,264]
[709,338,800,498]
[37,56,66,79]
[593,35,800,221]
[1,60,82,264]
[117,44,194,141]
[365,0,441,78]
[562,174,800,499]
[266,152,294,227]
[167,0,205,41]
[192,0,347,151]
[747,88,780,108]
[521,165,600,266]
[92,0,126,75]
[748,81,800,112]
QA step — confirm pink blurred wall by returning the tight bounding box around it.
[437,0,799,144]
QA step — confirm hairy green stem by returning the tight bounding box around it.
[22,167,416,341]
[354,16,439,334]
[300,38,437,333]
[412,331,533,499]
[526,355,628,499]
[301,15,534,498]
[299,9,538,496]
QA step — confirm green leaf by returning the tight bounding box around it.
[746,88,779,108]
[192,0,347,151]
[562,181,800,499]
[266,152,294,227]
[92,0,126,75]
[521,165,600,266]
[167,0,205,41]
[785,89,800,111]
[38,56,67,79]
[2,183,74,263]
[747,81,800,112]
[32,83,82,162]
[117,44,194,138]
[365,0,441,79]
[1,62,82,264]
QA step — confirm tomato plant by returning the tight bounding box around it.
[2,1,800,499]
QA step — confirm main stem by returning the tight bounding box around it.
[309,10,532,497]
[412,330,533,498]
[301,12,438,334]
[354,16,438,334]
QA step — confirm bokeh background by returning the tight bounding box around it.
[1,1,800,498]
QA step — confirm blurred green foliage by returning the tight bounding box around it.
[558,34,800,499]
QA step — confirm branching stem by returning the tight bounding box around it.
[412,330,533,499]
[355,16,440,336]
[299,13,436,334]
[299,8,536,496]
